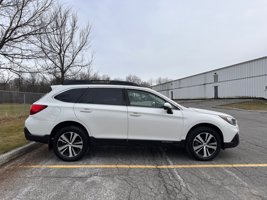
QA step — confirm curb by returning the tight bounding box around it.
[0,142,41,166]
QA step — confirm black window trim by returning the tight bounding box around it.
[125,89,179,110]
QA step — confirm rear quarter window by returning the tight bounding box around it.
[54,88,86,103]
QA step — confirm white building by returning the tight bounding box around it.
[152,56,267,100]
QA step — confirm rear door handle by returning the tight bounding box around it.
[130,112,141,117]
[80,108,92,113]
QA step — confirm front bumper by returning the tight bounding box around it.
[223,133,239,149]
[24,127,49,144]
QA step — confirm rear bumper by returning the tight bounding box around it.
[24,127,49,144]
[223,133,239,149]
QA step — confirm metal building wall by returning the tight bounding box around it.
[152,57,267,99]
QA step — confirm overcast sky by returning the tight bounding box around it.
[61,0,267,81]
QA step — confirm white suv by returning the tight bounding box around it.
[24,80,239,161]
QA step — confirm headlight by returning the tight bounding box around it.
[219,115,237,126]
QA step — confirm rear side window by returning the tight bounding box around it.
[55,88,86,103]
[79,88,125,106]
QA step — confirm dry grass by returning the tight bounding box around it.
[0,103,29,119]
[0,104,29,154]
[222,100,267,111]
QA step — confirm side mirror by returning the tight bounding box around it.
[163,102,173,114]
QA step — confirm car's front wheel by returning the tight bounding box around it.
[186,126,221,161]
[53,126,89,161]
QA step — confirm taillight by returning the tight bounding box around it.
[30,104,47,115]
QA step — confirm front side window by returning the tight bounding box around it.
[79,88,125,106]
[54,88,86,103]
[127,90,166,108]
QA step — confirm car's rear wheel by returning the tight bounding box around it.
[53,126,89,161]
[186,126,221,161]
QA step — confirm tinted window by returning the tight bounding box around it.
[55,88,86,103]
[79,88,125,106]
[127,90,166,108]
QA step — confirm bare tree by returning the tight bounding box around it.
[0,70,13,89]
[36,6,92,84]
[140,80,152,87]
[77,65,93,80]
[100,74,110,81]
[0,0,53,74]
[126,74,142,85]
[125,74,151,87]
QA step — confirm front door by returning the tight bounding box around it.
[126,89,183,141]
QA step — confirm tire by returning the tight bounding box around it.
[186,126,221,161]
[53,126,89,161]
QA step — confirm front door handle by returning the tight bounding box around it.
[130,112,141,117]
[80,108,92,113]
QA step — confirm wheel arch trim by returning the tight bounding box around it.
[185,123,224,146]
[50,121,91,142]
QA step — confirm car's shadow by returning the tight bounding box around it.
[86,142,237,163]
[31,140,239,164]
[85,140,190,163]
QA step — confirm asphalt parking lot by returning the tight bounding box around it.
[0,99,266,200]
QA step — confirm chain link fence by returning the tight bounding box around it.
[0,90,44,118]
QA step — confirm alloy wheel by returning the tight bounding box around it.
[192,132,218,158]
[57,132,83,158]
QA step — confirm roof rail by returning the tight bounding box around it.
[62,80,140,86]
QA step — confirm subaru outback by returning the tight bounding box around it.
[24,80,239,161]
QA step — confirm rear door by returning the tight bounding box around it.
[74,88,128,139]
